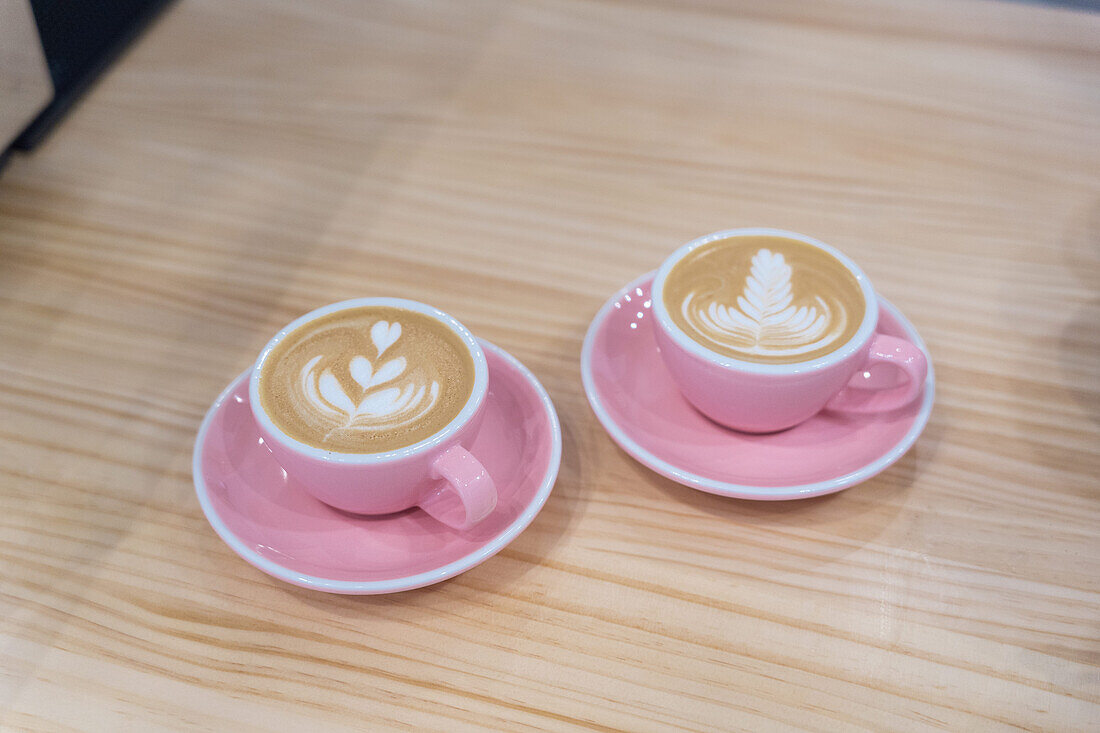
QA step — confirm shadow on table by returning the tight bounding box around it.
[1059,299,1100,427]
[1058,200,1100,426]
[285,333,596,608]
[636,409,946,566]
[281,416,589,611]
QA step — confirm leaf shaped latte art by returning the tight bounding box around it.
[680,248,849,358]
[293,321,441,440]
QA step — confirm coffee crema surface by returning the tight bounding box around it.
[663,236,866,364]
[259,306,475,453]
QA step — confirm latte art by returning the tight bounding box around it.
[258,306,474,453]
[297,321,441,438]
[663,235,866,364]
[681,248,849,357]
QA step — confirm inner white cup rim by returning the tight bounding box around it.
[651,228,880,375]
[248,297,489,464]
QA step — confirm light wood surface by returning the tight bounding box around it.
[2,0,1098,730]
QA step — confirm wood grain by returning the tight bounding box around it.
[1,0,1098,730]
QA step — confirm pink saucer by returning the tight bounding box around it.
[193,340,561,594]
[581,273,934,500]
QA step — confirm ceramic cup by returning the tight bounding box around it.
[651,228,929,433]
[248,298,496,530]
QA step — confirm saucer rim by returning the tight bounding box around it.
[580,271,936,500]
[192,339,562,594]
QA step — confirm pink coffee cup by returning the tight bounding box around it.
[248,298,496,530]
[651,229,929,433]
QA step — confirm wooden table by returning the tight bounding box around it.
[2,0,1097,729]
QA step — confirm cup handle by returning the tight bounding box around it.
[825,334,928,414]
[419,446,497,530]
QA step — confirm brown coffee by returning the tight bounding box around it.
[258,306,475,453]
[662,235,866,364]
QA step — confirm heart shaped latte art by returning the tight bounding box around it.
[296,319,440,439]
[371,320,401,357]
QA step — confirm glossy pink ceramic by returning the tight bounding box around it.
[581,273,934,500]
[651,228,928,432]
[249,298,495,529]
[193,340,561,593]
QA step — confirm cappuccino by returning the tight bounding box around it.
[258,306,475,453]
[662,235,865,364]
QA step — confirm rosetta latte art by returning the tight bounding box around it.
[296,320,441,440]
[681,248,849,358]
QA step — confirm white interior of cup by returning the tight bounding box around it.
[248,297,489,464]
[651,228,879,375]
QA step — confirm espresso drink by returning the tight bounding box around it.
[663,235,866,364]
[259,306,475,453]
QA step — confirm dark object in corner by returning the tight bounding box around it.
[11,0,174,151]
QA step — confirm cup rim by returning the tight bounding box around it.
[248,297,489,464]
[651,228,880,375]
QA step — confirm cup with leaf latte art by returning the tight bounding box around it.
[663,235,866,364]
[652,229,929,433]
[249,298,498,530]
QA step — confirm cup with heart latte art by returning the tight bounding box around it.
[652,229,929,433]
[249,298,495,530]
